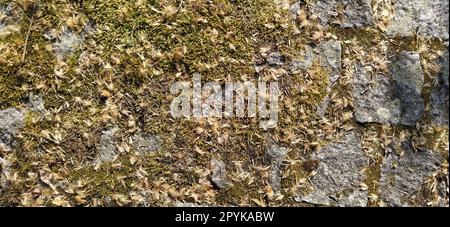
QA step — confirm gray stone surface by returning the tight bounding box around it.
[387,0,449,40]
[211,159,231,189]
[353,65,400,124]
[52,30,83,59]
[380,141,444,207]
[436,177,449,207]
[28,93,46,112]
[94,127,119,164]
[45,24,93,59]
[267,142,289,193]
[131,133,162,154]
[95,129,161,164]
[288,2,301,19]
[296,131,369,206]
[266,52,284,67]
[430,50,449,127]
[390,51,425,126]
[0,108,25,151]
[306,0,375,28]
[0,157,11,193]
[353,51,424,126]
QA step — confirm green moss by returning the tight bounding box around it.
[364,157,382,207]
[0,33,28,109]
[1,0,447,207]
[77,0,307,84]
[330,26,382,49]
[389,36,444,53]
[281,161,312,194]
[216,181,260,205]
[0,69,27,109]
[23,110,34,126]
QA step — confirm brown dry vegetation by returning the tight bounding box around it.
[0,0,448,207]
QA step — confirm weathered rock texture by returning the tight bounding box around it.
[380,141,444,207]
[390,51,425,126]
[0,108,25,151]
[44,24,93,59]
[94,128,163,165]
[386,0,449,40]
[293,0,375,28]
[353,65,400,124]
[353,51,424,126]
[0,156,12,193]
[266,52,285,68]
[131,132,162,154]
[297,131,369,206]
[211,159,231,189]
[267,142,289,193]
[94,127,119,164]
[430,50,449,127]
